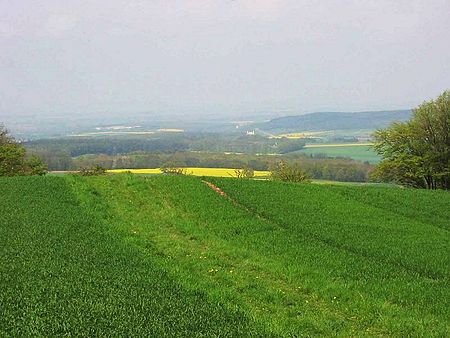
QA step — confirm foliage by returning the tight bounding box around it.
[77,165,107,176]
[27,148,73,171]
[0,142,26,176]
[24,132,305,157]
[234,167,255,178]
[0,124,15,144]
[25,135,189,156]
[25,134,373,182]
[274,138,306,154]
[76,152,370,182]
[373,90,450,189]
[270,160,310,183]
[160,167,190,175]
[25,155,49,176]
[34,150,370,182]
[0,124,47,176]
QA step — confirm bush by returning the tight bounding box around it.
[270,161,310,183]
[25,155,48,176]
[78,165,108,176]
[0,124,47,176]
[160,167,190,175]
[234,167,255,179]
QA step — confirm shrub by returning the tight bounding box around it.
[78,165,107,176]
[24,155,48,176]
[160,167,190,175]
[270,160,310,183]
[0,124,47,176]
[234,167,255,179]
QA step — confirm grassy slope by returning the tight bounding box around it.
[207,178,450,335]
[1,175,449,336]
[327,185,450,231]
[0,176,268,337]
[210,179,449,278]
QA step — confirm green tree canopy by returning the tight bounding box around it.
[0,124,48,176]
[373,91,450,189]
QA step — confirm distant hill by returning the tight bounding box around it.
[252,110,412,133]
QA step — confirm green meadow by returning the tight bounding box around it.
[299,145,380,163]
[1,174,449,336]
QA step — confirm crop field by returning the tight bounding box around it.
[275,129,374,140]
[304,143,374,147]
[1,175,449,336]
[0,176,265,336]
[108,167,271,177]
[299,144,380,163]
[275,131,328,138]
[70,131,156,137]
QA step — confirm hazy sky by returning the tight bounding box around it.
[1,0,449,118]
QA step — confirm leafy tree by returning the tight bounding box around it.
[0,143,26,176]
[0,124,48,176]
[373,91,450,189]
[0,125,14,145]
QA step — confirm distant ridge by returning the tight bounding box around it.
[253,110,412,133]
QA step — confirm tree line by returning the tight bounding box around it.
[66,151,373,182]
[25,133,306,157]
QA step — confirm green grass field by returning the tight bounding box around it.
[1,175,449,336]
[299,144,380,163]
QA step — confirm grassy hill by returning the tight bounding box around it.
[1,175,449,336]
[253,110,412,134]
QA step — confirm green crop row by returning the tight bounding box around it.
[0,176,268,337]
[1,174,449,336]
[210,178,450,279]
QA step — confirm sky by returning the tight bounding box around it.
[1,0,449,119]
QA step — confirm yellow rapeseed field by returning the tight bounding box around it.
[108,168,270,177]
[276,131,327,139]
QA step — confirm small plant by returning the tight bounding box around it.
[78,165,107,176]
[234,167,255,179]
[270,160,310,183]
[160,167,190,175]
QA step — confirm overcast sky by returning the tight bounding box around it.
[1,0,449,119]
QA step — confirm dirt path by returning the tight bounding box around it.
[202,180,228,197]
